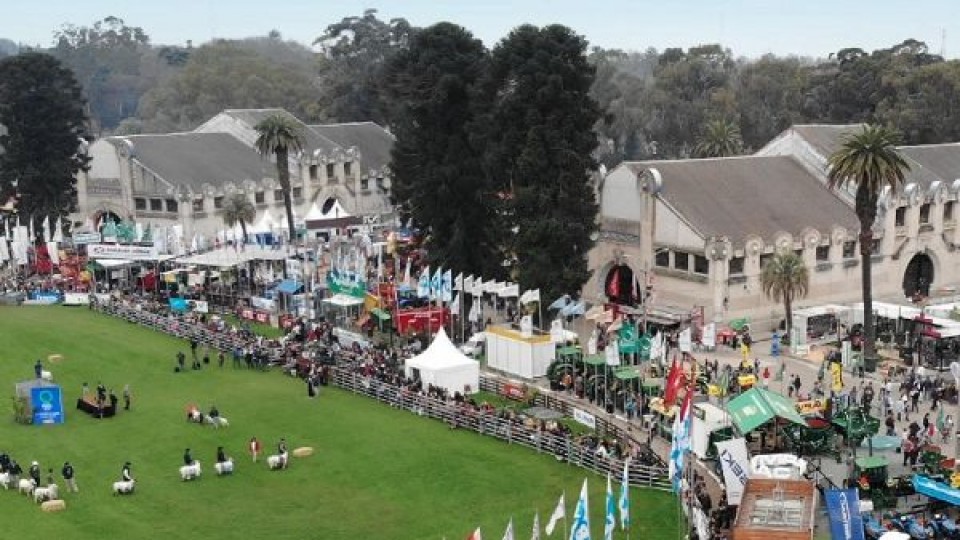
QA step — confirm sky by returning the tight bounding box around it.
[8,0,960,59]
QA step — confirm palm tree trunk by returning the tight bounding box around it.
[784,293,793,343]
[240,221,248,244]
[276,148,296,246]
[860,226,876,365]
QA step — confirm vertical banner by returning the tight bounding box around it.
[823,489,866,540]
[831,361,844,392]
[30,386,65,425]
[714,438,750,505]
[701,323,716,348]
[678,327,692,353]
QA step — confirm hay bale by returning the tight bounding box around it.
[292,447,314,458]
[41,499,66,512]
[48,354,63,363]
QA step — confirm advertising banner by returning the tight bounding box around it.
[701,323,716,348]
[87,243,158,260]
[72,232,101,245]
[795,398,828,415]
[823,489,865,540]
[573,408,596,429]
[501,382,526,401]
[714,438,750,505]
[831,361,844,392]
[30,385,65,425]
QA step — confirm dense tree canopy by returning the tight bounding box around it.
[479,24,601,302]
[383,23,502,277]
[0,52,90,234]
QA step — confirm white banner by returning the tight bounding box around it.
[87,243,158,260]
[572,408,596,429]
[286,258,302,278]
[72,232,101,245]
[191,300,209,313]
[251,296,275,312]
[715,438,750,505]
[605,339,620,366]
[63,292,90,306]
[701,323,716,348]
[678,327,692,353]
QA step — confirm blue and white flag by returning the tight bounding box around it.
[604,475,615,540]
[669,393,693,492]
[417,266,430,298]
[430,267,443,300]
[548,294,571,310]
[441,269,453,302]
[569,478,590,540]
[618,461,630,530]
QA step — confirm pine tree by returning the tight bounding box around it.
[0,52,90,233]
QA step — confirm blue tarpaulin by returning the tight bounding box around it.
[169,298,189,312]
[913,474,960,506]
[823,488,866,540]
[275,279,303,295]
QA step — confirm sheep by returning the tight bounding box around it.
[40,499,66,512]
[0,472,13,489]
[179,461,201,481]
[204,416,229,429]
[41,370,53,382]
[112,480,135,495]
[266,453,288,470]
[214,459,234,476]
[18,478,36,495]
[34,484,58,504]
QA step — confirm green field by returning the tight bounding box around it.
[0,307,679,539]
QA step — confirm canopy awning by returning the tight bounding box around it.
[912,474,960,506]
[557,345,582,357]
[583,354,607,366]
[371,308,392,321]
[613,367,641,380]
[275,279,303,295]
[323,293,365,307]
[727,387,806,434]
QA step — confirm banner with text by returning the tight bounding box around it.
[87,243,158,260]
[824,489,865,540]
[714,438,750,505]
[573,408,596,429]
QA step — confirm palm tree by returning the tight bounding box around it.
[827,125,910,368]
[760,250,810,341]
[693,119,744,158]
[222,193,256,244]
[253,115,305,243]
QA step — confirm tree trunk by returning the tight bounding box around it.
[276,148,296,246]
[784,293,793,344]
[240,221,248,244]
[860,225,876,363]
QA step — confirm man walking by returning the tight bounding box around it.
[62,461,78,493]
[122,384,131,410]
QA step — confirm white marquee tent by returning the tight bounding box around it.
[404,328,480,395]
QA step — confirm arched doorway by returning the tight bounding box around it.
[903,253,934,299]
[604,264,636,305]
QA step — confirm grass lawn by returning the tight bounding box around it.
[0,307,679,539]
[220,313,286,339]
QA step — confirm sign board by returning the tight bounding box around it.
[715,438,749,505]
[72,232,101,245]
[63,292,90,306]
[87,243,158,260]
[795,398,828,415]
[239,308,271,324]
[30,385,65,425]
[251,296,276,312]
[501,382,526,401]
[824,489,866,540]
[572,408,596,429]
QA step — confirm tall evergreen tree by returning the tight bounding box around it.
[479,25,601,303]
[383,23,502,277]
[0,52,90,236]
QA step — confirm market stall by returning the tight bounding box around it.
[404,328,480,395]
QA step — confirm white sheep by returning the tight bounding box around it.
[266,453,288,470]
[204,416,229,429]
[214,459,234,476]
[179,461,201,481]
[34,484,58,504]
[41,370,53,382]
[18,478,36,495]
[0,472,13,489]
[112,480,135,495]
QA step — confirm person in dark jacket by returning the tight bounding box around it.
[183,448,194,466]
[29,461,41,486]
[62,461,78,492]
[121,462,133,482]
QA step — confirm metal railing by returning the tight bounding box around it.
[92,300,671,491]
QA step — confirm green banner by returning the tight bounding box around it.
[326,271,367,298]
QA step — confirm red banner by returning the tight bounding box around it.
[239,308,271,324]
[395,307,450,335]
[501,383,526,401]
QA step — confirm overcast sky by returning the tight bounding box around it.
[9,0,960,59]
